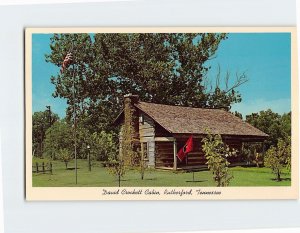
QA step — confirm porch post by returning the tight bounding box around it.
[173,139,177,170]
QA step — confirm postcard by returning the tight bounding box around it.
[25,27,298,200]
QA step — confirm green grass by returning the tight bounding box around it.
[32,159,291,187]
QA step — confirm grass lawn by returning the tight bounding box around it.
[32,159,291,187]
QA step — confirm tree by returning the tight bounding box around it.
[43,120,73,159]
[58,148,72,169]
[89,131,118,162]
[32,110,59,157]
[246,110,291,149]
[46,33,246,132]
[205,67,247,111]
[202,133,236,187]
[107,156,126,187]
[264,137,291,181]
[233,111,243,119]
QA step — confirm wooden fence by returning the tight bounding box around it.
[32,162,52,174]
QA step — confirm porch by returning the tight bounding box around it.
[154,136,265,171]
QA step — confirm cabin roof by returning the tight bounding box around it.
[114,101,268,138]
[139,101,268,138]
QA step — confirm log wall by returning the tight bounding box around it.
[155,141,174,168]
[155,136,243,169]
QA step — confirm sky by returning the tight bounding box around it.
[32,32,291,119]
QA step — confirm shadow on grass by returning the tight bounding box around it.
[66,167,80,170]
[271,178,291,181]
[126,177,158,182]
[144,178,158,181]
[186,180,208,183]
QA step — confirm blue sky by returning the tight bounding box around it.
[32,32,291,119]
[32,34,66,117]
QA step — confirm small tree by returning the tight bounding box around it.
[202,133,236,187]
[264,137,291,181]
[58,148,72,169]
[107,156,126,187]
[140,154,145,180]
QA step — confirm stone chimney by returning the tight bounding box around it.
[123,94,140,141]
[124,93,139,106]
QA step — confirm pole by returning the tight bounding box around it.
[72,62,77,184]
[49,106,52,126]
[173,139,177,170]
[88,149,91,171]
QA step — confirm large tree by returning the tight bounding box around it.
[46,33,246,132]
[246,110,291,149]
[43,120,73,160]
[32,110,59,157]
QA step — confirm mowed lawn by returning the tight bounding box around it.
[32,159,291,187]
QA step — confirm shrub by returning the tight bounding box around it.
[202,133,236,187]
[264,137,291,181]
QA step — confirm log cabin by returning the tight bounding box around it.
[114,94,268,170]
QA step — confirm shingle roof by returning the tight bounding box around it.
[135,101,268,138]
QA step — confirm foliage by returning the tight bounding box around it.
[120,97,141,167]
[233,111,243,119]
[264,137,291,181]
[107,156,126,187]
[240,143,264,167]
[253,152,264,168]
[32,110,59,157]
[58,148,73,169]
[45,34,93,124]
[121,127,141,168]
[89,131,118,161]
[202,133,236,187]
[246,110,291,149]
[46,33,247,132]
[43,119,118,162]
[43,120,73,160]
[75,124,91,159]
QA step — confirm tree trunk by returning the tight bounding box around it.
[141,163,144,180]
[118,174,121,187]
[277,170,281,181]
[65,162,68,170]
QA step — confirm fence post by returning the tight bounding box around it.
[42,162,45,173]
[36,162,39,173]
